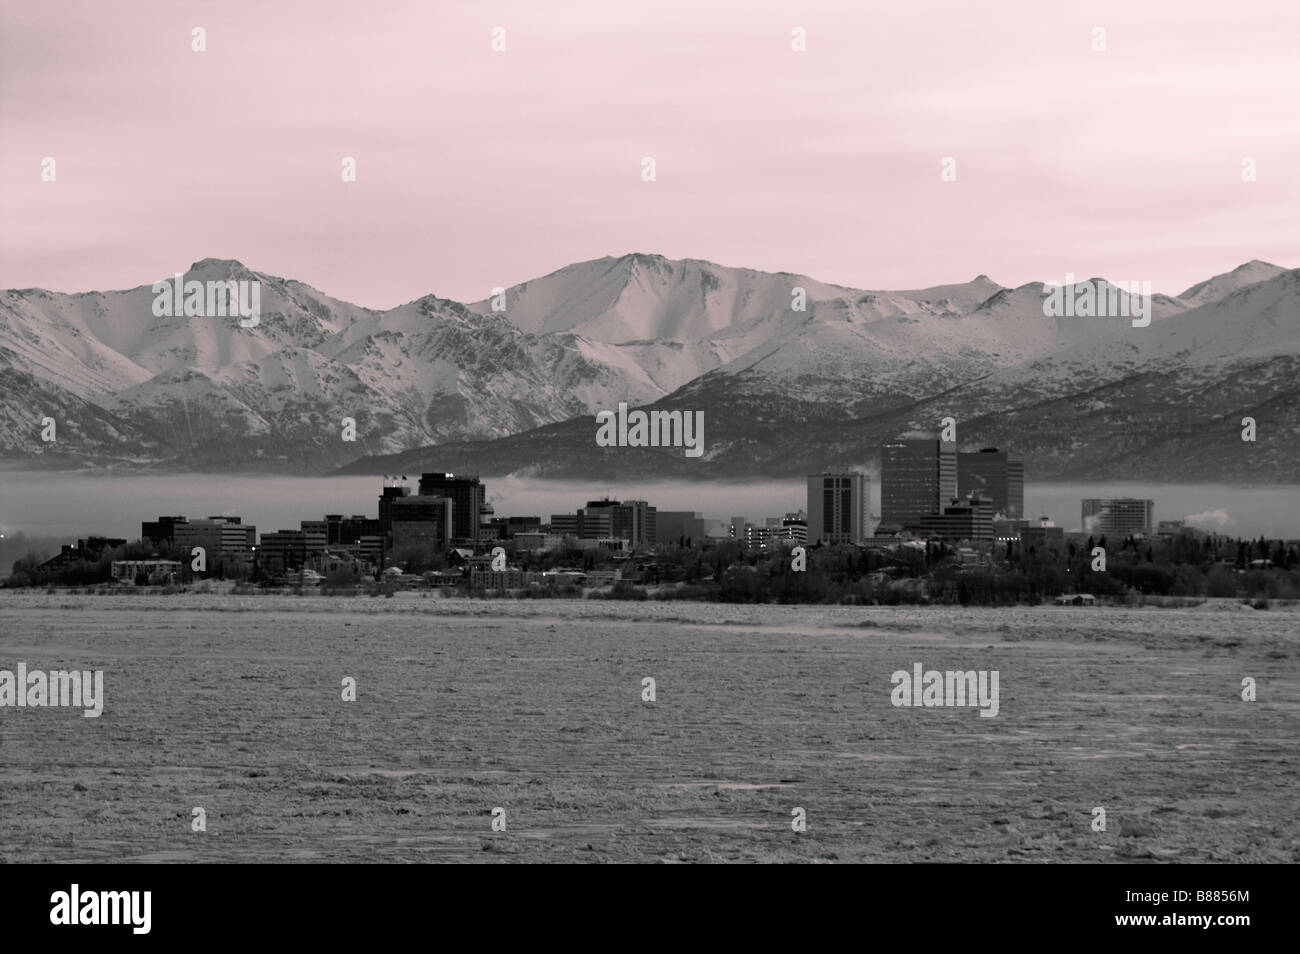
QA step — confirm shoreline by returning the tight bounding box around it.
[3,589,1297,621]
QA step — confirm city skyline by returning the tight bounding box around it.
[10,472,1296,547]
[18,455,1258,569]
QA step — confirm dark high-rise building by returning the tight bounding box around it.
[324,514,344,545]
[418,473,485,543]
[880,437,957,530]
[337,515,381,545]
[389,495,454,552]
[957,448,1025,519]
[142,516,188,546]
[337,514,384,563]
[584,498,657,547]
[657,511,706,546]
[378,483,412,537]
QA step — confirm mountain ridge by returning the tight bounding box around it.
[2,255,1294,481]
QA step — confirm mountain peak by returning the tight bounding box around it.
[183,258,260,284]
[1178,260,1287,305]
[188,257,248,271]
[621,251,672,275]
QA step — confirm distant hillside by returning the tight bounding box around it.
[3,255,1295,482]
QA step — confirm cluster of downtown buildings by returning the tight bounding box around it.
[40,439,1171,585]
[113,473,792,584]
[807,438,1161,550]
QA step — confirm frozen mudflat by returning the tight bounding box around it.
[0,593,1296,863]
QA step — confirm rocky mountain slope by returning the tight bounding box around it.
[2,255,1294,481]
[1,259,666,470]
[340,266,1300,482]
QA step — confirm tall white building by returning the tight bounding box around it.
[806,473,869,545]
[1082,498,1154,536]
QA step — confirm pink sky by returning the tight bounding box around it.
[2,0,1297,308]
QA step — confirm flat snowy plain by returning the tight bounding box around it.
[1,594,1295,863]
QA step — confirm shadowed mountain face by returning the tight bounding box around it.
[2,255,1296,481]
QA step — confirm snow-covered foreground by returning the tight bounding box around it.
[0,595,1295,862]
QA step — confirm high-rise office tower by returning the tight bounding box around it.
[880,437,957,530]
[582,498,657,547]
[805,472,869,545]
[389,495,454,552]
[378,482,412,538]
[418,473,485,543]
[957,448,1025,519]
[141,515,188,546]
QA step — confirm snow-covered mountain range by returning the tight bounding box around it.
[2,255,1295,481]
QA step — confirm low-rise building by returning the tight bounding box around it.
[259,530,307,571]
[514,532,564,552]
[301,520,329,554]
[919,494,994,542]
[775,512,808,544]
[542,569,587,586]
[174,517,255,559]
[468,567,542,589]
[656,511,707,547]
[38,537,127,573]
[487,516,542,540]
[992,518,1029,543]
[111,559,183,584]
[1020,517,1065,553]
[309,550,371,578]
[423,570,465,587]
